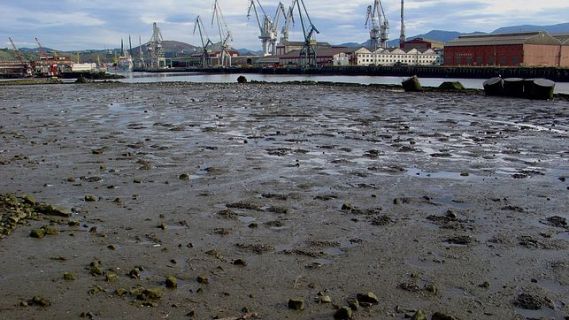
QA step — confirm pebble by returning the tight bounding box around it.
[334,306,353,319]
[288,298,305,310]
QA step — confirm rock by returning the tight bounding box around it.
[412,310,427,320]
[445,235,473,245]
[29,296,50,307]
[356,292,379,305]
[526,78,555,100]
[105,272,118,282]
[288,298,305,310]
[165,276,177,288]
[142,287,163,300]
[233,259,247,266]
[514,293,550,310]
[129,267,143,279]
[237,75,248,84]
[319,295,332,304]
[197,275,209,284]
[431,312,458,320]
[438,82,465,91]
[63,272,76,281]
[35,204,71,217]
[503,78,524,98]
[43,225,59,236]
[546,216,567,228]
[115,288,128,296]
[84,195,97,202]
[483,77,503,96]
[30,228,46,239]
[179,173,190,181]
[402,76,422,92]
[334,306,353,319]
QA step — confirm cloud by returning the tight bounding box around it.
[0,0,567,50]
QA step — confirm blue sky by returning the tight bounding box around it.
[1,0,568,51]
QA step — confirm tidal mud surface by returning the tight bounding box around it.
[0,82,568,319]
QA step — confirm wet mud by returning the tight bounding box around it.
[0,82,568,319]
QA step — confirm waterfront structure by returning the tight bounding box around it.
[353,47,440,66]
[444,31,569,67]
[279,47,352,67]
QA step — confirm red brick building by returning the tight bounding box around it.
[444,32,569,67]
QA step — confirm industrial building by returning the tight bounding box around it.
[354,47,441,66]
[444,32,569,67]
[401,37,444,51]
[279,47,353,67]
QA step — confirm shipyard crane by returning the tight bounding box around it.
[193,15,213,68]
[137,35,146,69]
[212,0,233,67]
[290,0,319,68]
[365,0,389,50]
[34,37,48,61]
[280,5,295,43]
[8,37,32,76]
[147,22,165,69]
[247,0,273,56]
[269,3,287,55]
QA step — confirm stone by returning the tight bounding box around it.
[30,228,46,239]
[30,296,50,307]
[165,276,177,288]
[411,310,427,320]
[431,312,458,320]
[197,275,209,284]
[356,292,379,305]
[179,173,190,181]
[84,195,97,202]
[43,225,59,236]
[334,306,353,319]
[63,272,76,281]
[288,298,305,310]
[237,76,248,84]
[142,287,163,300]
[105,272,118,282]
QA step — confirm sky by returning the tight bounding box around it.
[1,0,568,51]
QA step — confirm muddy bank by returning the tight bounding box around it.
[0,82,568,319]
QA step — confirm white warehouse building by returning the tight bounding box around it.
[354,47,442,66]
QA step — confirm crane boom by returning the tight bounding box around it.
[9,37,27,65]
[365,0,389,50]
[290,0,319,68]
[212,0,233,67]
[194,15,213,68]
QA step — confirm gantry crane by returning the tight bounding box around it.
[8,37,32,77]
[247,1,286,56]
[212,0,233,67]
[290,0,319,68]
[147,22,165,69]
[194,15,213,68]
[280,5,295,43]
[366,0,389,50]
[269,3,287,55]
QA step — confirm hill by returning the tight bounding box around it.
[492,22,569,34]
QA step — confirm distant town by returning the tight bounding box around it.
[1,0,568,78]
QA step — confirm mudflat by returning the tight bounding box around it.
[0,82,568,320]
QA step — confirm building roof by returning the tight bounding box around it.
[445,31,562,47]
[278,40,332,48]
[279,47,351,59]
[552,33,569,45]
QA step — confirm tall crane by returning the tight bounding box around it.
[194,15,213,68]
[365,0,389,50]
[280,5,295,43]
[247,0,273,56]
[212,0,233,67]
[247,1,286,56]
[269,3,287,55]
[290,0,319,68]
[35,37,48,61]
[148,22,165,69]
[8,37,32,76]
[137,35,146,69]
[400,0,406,49]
